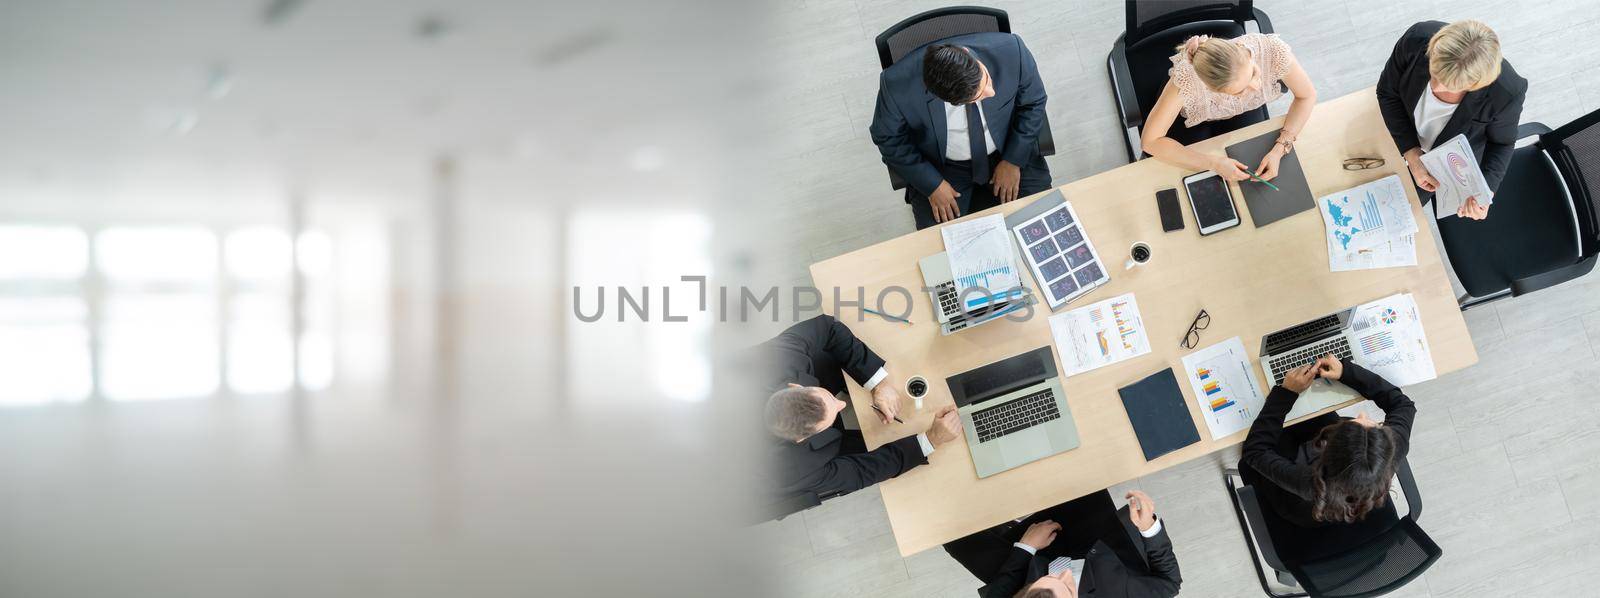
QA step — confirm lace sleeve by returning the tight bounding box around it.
[1167,52,1210,128]
[1263,34,1293,82]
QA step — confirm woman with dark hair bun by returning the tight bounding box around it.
[1240,355,1415,529]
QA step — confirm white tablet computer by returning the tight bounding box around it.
[1183,171,1241,235]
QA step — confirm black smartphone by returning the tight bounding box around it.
[1156,188,1184,232]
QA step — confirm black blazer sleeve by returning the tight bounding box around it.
[1376,24,1428,157]
[1240,386,1316,501]
[870,76,945,197]
[979,546,1037,598]
[782,315,887,387]
[1479,73,1526,193]
[1124,526,1182,597]
[1000,35,1046,167]
[807,434,928,498]
[1332,360,1416,458]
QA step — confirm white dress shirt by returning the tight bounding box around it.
[1413,87,1460,151]
[1011,518,1165,590]
[944,101,997,161]
[862,367,936,457]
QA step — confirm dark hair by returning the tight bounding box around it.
[923,44,983,104]
[1021,588,1055,598]
[1309,420,1401,523]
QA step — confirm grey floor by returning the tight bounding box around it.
[753,0,1600,596]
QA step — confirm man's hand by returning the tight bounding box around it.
[1126,490,1158,533]
[870,382,901,425]
[1211,156,1250,182]
[1282,363,1317,393]
[1406,153,1439,192]
[991,160,1022,203]
[929,181,962,223]
[1315,353,1343,381]
[1255,146,1284,181]
[1019,520,1061,551]
[1458,196,1490,220]
[926,405,961,448]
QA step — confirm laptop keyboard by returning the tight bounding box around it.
[971,389,1060,443]
[1264,314,1343,355]
[1268,336,1354,386]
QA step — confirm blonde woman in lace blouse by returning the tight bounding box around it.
[1141,33,1317,182]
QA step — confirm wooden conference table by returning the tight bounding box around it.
[807,88,1478,557]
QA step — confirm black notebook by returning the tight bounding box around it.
[1117,368,1201,461]
[1225,130,1316,228]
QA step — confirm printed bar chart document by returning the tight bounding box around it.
[1349,293,1437,385]
[1421,133,1493,219]
[1318,175,1419,272]
[1048,292,1150,377]
[1181,336,1268,440]
[941,214,1022,309]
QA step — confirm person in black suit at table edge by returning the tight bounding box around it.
[758,315,961,516]
[1377,20,1526,220]
[944,490,1181,598]
[870,32,1053,229]
[1240,355,1415,530]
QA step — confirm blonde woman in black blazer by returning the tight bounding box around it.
[1376,20,1527,220]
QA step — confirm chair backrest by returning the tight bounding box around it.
[1124,0,1254,48]
[1287,517,1441,598]
[1539,107,1600,259]
[874,6,1010,69]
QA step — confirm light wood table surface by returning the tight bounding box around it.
[807,88,1478,557]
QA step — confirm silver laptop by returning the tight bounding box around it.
[1259,308,1362,419]
[918,252,1036,336]
[946,347,1080,478]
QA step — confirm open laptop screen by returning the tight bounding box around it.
[946,346,1057,408]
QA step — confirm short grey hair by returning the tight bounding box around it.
[765,387,825,441]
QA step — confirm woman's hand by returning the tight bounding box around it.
[1458,196,1490,220]
[1282,363,1317,394]
[1255,146,1284,181]
[1211,156,1250,182]
[1407,159,1439,192]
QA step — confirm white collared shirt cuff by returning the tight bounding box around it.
[1140,518,1163,538]
[1013,542,1037,555]
[916,433,935,457]
[863,367,888,391]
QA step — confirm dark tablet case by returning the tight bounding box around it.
[1117,368,1201,461]
[1225,130,1316,228]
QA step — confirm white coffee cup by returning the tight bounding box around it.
[1124,241,1152,270]
[906,375,928,410]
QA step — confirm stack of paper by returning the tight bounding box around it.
[1048,292,1150,377]
[941,214,1023,310]
[1318,175,1419,272]
[1421,134,1493,219]
[1349,293,1437,386]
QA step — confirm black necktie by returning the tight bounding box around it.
[966,102,990,185]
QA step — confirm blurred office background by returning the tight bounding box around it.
[0,1,779,596]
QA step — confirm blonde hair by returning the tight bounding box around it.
[1179,36,1249,91]
[1428,20,1502,91]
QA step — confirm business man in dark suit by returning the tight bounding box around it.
[1376,19,1526,220]
[870,33,1053,229]
[943,490,1182,598]
[758,315,961,518]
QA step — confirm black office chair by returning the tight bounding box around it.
[1224,460,1441,598]
[873,6,1056,190]
[1438,116,1600,309]
[1107,0,1274,162]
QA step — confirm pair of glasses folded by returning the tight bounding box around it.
[1180,310,1210,350]
[1343,157,1385,171]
